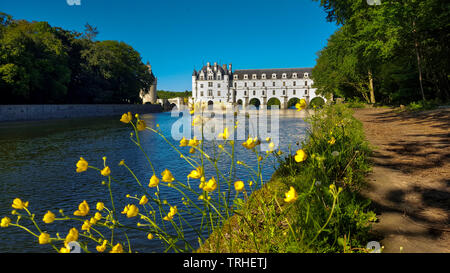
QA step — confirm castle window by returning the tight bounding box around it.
[200,91,204,96]
[283,90,286,95]
[208,82,213,87]
[262,82,265,87]
[252,74,257,79]
[262,91,265,96]
[283,82,286,86]
[244,91,247,96]
[293,73,297,78]
[282,73,287,79]
[217,75,221,80]
[305,89,308,95]
[272,73,277,79]
[293,81,296,86]
[304,72,309,78]
[293,89,296,95]
[234,82,237,88]
[253,82,256,87]
[305,81,308,86]
[218,83,221,88]
[217,91,221,96]
[208,90,213,96]
[244,74,248,79]
[200,84,204,88]
[273,90,275,95]
[262,74,266,79]
[253,90,256,96]
[200,76,204,80]
[272,82,276,87]
[244,82,247,87]
[234,75,238,80]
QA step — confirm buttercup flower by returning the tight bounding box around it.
[161,169,175,182]
[120,112,132,124]
[268,142,275,152]
[203,177,217,192]
[43,211,56,224]
[149,174,160,187]
[1,217,11,228]
[96,202,105,211]
[294,149,307,163]
[188,137,200,147]
[139,195,148,205]
[218,127,230,140]
[60,246,71,253]
[187,167,203,179]
[74,200,90,216]
[76,157,88,173]
[242,136,260,149]
[328,136,336,145]
[179,137,189,147]
[110,243,124,253]
[163,206,178,221]
[234,181,245,192]
[284,186,298,203]
[39,232,51,244]
[136,119,146,131]
[147,233,154,240]
[295,99,307,111]
[122,204,139,218]
[81,220,91,231]
[11,198,29,210]
[100,166,111,176]
[94,212,102,221]
[96,240,108,253]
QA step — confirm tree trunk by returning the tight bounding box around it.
[368,69,376,104]
[413,20,426,101]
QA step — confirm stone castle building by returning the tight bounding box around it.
[192,62,319,109]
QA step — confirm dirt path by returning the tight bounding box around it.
[353,107,450,253]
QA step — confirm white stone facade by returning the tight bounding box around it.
[192,62,319,109]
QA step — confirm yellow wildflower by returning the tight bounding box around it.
[64,228,79,246]
[295,99,307,111]
[1,217,11,228]
[96,240,108,253]
[81,220,91,231]
[188,136,200,147]
[149,174,160,187]
[268,142,275,152]
[94,212,102,221]
[161,169,175,182]
[203,177,217,192]
[122,204,139,218]
[110,243,124,253]
[294,149,307,163]
[119,160,125,166]
[43,211,55,224]
[39,232,51,244]
[163,206,178,221]
[76,157,88,173]
[189,147,196,154]
[60,246,71,253]
[147,233,154,240]
[12,198,29,210]
[96,202,105,211]
[234,181,245,192]
[136,119,146,131]
[187,167,203,179]
[284,186,298,203]
[100,166,111,176]
[179,137,189,147]
[218,127,230,140]
[139,195,148,205]
[242,136,260,149]
[120,112,132,124]
[74,200,90,217]
[328,136,336,145]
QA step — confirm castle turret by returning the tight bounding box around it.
[141,62,157,104]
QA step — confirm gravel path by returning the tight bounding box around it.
[353,107,450,253]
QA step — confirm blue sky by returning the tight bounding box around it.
[1,0,338,91]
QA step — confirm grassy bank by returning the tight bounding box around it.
[197,103,377,253]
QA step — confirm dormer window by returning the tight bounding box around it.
[252,74,257,79]
[217,75,221,80]
[234,75,238,80]
[272,73,277,79]
[292,73,297,78]
[282,73,287,79]
[261,74,266,79]
[304,72,309,78]
[200,75,204,80]
[244,74,248,80]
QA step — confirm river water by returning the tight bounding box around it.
[0,109,308,252]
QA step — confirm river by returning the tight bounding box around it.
[0,109,308,252]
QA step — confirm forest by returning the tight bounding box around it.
[0,12,154,104]
[312,0,449,105]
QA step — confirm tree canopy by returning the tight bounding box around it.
[312,0,449,105]
[0,13,154,104]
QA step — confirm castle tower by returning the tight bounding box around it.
[141,62,157,104]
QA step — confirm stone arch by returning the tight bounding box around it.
[267,97,281,109]
[287,97,302,109]
[249,98,261,108]
[237,99,243,105]
[207,100,214,105]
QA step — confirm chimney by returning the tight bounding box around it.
[207,62,211,68]
[214,62,217,71]
[228,63,232,73]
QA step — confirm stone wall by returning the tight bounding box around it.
[0,104,163,122]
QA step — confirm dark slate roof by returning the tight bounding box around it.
[233,67,312,80]
[197,64,229,76]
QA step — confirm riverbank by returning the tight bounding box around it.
[0,104,163,122]
[197,103,377,253]
[354,107,450,253]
